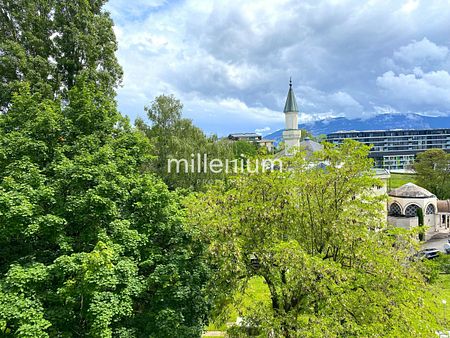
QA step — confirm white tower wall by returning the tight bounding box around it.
[285,111,298,130]
[282,80,301,154]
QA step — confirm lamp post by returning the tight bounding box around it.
[443,299,447,326]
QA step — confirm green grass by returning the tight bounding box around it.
[428,274,450,328]
[205,277,270,332]
[388,173,417,190]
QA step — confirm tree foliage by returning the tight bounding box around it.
[413,149,450,199]
[0,0,122,110]
[0,82,209,337]
[188,141,441,337]
[231,140,258,158]
[300,129,313,141]
[0,1,210,336]
[137,94,234,191]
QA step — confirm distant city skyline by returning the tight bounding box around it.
[107,0,450,136]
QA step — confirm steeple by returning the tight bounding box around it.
[282,78,301,154]
[283,78,299,113]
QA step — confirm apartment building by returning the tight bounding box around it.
[326,128,450,170]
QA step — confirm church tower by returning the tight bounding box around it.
[282,79,301,153]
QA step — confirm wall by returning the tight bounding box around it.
[387,216,418,229]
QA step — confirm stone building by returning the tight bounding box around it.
[437,200,450,230]
[388,182,449,239]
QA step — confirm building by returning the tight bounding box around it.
[229,79,303,155]
[388,182,449,239]
[326,128,450,170]
[256,139,275,152]
[228,133,262,142]
[437,200,450,229]
[228,133,275,153]
[282,79,301,153]
[277,81,448,240]
[299,137,323,156]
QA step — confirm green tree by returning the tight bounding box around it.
[417,207,425,241]
[414,149,450,199]
[0,0,122,109]
[231,140,258,158]
[188,140,440,337]
[0,82,209,337]
[1,1,209,335]
[315,134,327,142]
[137,94,234,191]
[300,129,313,141]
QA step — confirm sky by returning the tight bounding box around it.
[105,0,450,136]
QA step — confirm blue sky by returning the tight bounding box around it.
[106,0,450,136]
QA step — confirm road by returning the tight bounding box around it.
[422,236,450,253]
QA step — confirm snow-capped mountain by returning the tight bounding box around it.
[265,113,450,142]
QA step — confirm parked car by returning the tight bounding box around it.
[418,248,440,260]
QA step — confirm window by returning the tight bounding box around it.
[426,204,435,215]
[389,203,402,216]
[405,204,420,217]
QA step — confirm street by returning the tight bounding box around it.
[422,236,450,253]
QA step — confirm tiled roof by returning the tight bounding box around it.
[388,183,435,198]
[437,200,450,213]
[283,80,299,113]
[299,138,323,153]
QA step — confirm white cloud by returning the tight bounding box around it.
[400,0,420,14]
[393,38,448,65]
[255,127,271,134]
[107,0,450,135]
[106,0,167,22]
[377,69,450,107]
[298,87,364,119]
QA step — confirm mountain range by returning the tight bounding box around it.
[265,113,450,142]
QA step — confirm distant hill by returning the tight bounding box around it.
[265,113,450,142]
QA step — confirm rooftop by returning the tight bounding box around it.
[328,128,450,135]
[299,138,323,154]
[228,133,261,138]
[437,200,450,213]
[388,182,436,198]
[283,79,299,113]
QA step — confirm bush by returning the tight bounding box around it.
[436,254,450,274]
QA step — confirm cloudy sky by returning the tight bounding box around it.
[106,0,450,136]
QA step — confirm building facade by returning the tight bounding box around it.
[326,128,450,170]
[227,133,275,153]
[228,133,262,142]
[387,182,450,240]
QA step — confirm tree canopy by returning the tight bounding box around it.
[0,0,209,335]
[0,0,122,110]
[136,94,234,191]
[0,80,210,337]
[188,141,441,337]
[414,148,450,199]
[1,0,447,336]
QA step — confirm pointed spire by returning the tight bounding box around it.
[283,78,299,113]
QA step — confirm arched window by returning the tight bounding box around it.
[389,203,402,216]
[405,204,420,217]
[426,204,435,215]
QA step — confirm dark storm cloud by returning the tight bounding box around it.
[107,0,450,135]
